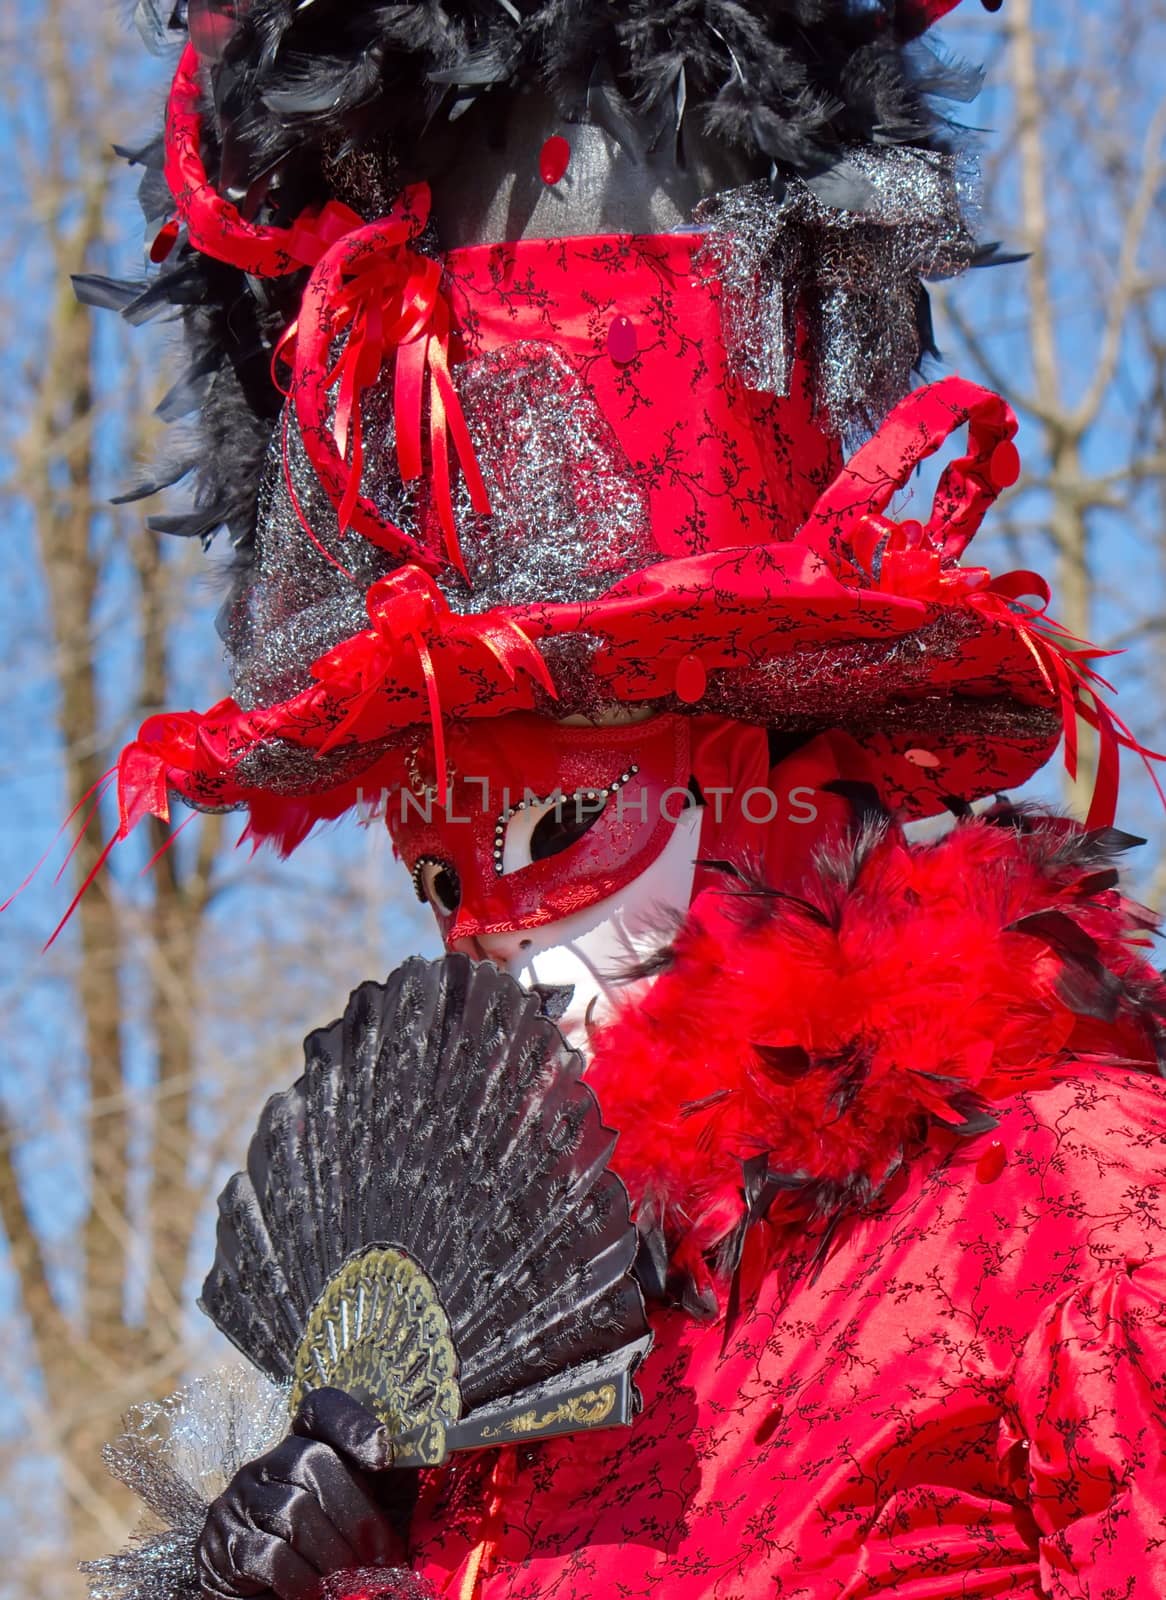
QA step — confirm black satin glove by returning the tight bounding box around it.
[196,1388,417,1600]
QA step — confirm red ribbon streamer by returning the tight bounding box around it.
[875,536,1166,830]
[967,575,1166,830]
[274,188,489,577]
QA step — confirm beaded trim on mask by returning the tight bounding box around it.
[491,765,641,876]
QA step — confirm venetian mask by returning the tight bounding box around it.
[386,711,872,1044]
[385,713,702,1042]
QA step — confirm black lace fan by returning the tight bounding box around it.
[201,955,651,1467]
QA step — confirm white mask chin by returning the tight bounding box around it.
[466,807,703,1050]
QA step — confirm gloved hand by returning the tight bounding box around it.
[196,1388,416,1600]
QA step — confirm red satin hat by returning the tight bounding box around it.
[112,356,1147,859]
[95,0,1156,872]
[44,0,1105,936]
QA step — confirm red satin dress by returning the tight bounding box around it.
[409,1068,1166,1597]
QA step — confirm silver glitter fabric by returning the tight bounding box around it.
[82,1365,288,1600]
[226,342,658,709]
[319,1572,437,1600]
[440,343,657,614]
[230,734,397,797]
[223,384,409,711]
[696,147,977,447]
[528,631,610,720]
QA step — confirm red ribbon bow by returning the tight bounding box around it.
[275,185,489,578]
[316,568,555,803]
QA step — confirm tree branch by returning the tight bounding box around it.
[1072,94,1166,433]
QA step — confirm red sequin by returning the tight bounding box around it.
[976,1139,1007,1183]
[606,316,638,365]
[989,439,1021,488]
[149,218,180,263]
[187,0,244,60]
[538,136,571,185]
[754,1404,784,1444]
[675,654,707,705]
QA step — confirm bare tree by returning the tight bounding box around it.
[0,0,224,1558]
[0,5,430,1587]
[935,0,1166,836]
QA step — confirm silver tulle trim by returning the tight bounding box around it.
[697,147,978,447]
[82,1365,288,1600]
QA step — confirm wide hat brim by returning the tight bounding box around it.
[115,379,1128,851]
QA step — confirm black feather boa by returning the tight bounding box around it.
[84,0,982,553]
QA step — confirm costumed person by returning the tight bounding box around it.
[59,0,1166,1596]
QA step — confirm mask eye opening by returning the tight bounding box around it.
[412,855,461,916]
[493,765,642,877]
[529,789,609,864]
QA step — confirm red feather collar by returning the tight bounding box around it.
[586,812,1166,1298]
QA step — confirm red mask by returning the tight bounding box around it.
[385,714,693,940]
